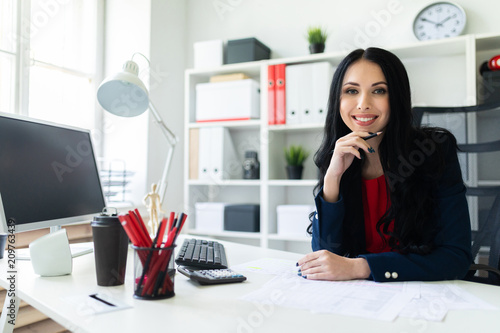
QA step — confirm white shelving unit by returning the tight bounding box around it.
[183,33,500,253]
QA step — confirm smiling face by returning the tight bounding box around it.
[340,59,390,133]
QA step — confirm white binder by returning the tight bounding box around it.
[312,62,334,124]
[198,127,212,181]
[299,63,315,124]
[286,63,332,125]
[285,65,301,125]
[198,127,240,181]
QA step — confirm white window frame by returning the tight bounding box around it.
[3,0,105,154]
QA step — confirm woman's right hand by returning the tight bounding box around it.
[323,131,374,202]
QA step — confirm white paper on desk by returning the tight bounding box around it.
[399,283,498,321]
[231,258,298,276]
[241,274,416,321]
[61,292,132,316]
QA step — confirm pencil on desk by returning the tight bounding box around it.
[118,209,188,297]
[179,213,188,233]
[118,214,139,245]
[134,212,187,297]
[129,210,151,246]
[155,215,187,295]
[127,212,151,248]
[156,217,168,247]
[166,212,175,234]
[119,214,149,264]
[136,221,164,294]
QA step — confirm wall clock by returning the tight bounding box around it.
[413,2,466,41]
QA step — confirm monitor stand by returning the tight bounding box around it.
[15,226,94,261]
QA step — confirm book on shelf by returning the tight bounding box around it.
[209,72,250,83]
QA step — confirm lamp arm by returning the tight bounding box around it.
[148,101,179,206]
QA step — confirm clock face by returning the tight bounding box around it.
[413,2,466,41]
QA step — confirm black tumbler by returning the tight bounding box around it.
[91,209,129,286]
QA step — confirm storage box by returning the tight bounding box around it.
[225,37,270,64]
[196,79,260,122]
[277,205,315,237]
[195,202,226,232]
[194,40,223,69]
[224,204,260,232]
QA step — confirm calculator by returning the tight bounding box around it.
[177,266,247,285]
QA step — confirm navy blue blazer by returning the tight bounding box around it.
[311,138,472,282]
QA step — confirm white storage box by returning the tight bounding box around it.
[194,39,223,69]
[195,202,227,232]
[277,205,315,237]
[196,79,260,122]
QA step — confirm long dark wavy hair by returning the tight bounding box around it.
[308,47,454,256]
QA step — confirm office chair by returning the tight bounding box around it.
[413,101,500,286]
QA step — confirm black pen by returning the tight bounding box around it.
[330,131,382,154]
[362,131,382,141]
[89,294,116,307]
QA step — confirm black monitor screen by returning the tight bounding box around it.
[0,114,105,230]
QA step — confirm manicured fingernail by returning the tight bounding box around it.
[297,271,302,276]
[296,262,299,267]
[298,268,301,273]
[368,147,375,153]
[302,275,307,279]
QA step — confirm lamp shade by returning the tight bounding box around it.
[97,60,149,117]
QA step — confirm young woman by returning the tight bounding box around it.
[297,47,472,282]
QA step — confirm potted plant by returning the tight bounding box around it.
[284,145,310,179]
[306,26,328,54]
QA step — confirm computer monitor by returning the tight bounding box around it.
[0,112,106,235]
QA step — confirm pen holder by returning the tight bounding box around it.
[132,244,176,300]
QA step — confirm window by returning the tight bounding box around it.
[0,0,101,131]
[1,0,143,206]
[0,0,17,114]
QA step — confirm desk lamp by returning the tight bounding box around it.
[96,53,178,205]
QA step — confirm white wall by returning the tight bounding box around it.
[184,0,500,64]
[103,0,150,206]
[148,0,186,213]
[120,0,500,209]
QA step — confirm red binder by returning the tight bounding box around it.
[267,65,276,125]
[275,64,286,124]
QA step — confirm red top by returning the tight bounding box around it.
[361,175,393,253]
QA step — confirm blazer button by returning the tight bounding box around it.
[385,271,391,279]
[391,272,398,279]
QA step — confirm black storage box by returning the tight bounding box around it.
[480,71,500,104]
[224,204,260,232]
[225,38,270,64]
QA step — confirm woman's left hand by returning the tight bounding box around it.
[297,250,371,281]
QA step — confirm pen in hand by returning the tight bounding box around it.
[362,131,382,141]
[330,131,383,154]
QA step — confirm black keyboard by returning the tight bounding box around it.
[175,238,228,269]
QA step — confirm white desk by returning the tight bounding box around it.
[1,236,500,333]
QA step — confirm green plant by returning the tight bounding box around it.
[284,145,310,166]
[306,26,328,45]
